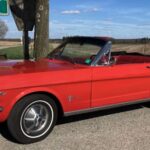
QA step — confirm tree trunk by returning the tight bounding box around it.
[34,0,49,60]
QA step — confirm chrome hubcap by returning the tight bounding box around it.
[20,101,54,138]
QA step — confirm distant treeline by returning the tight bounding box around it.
[112,38,150,44]
[0,38,150,44]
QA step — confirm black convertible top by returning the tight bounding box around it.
[63,36,111,46]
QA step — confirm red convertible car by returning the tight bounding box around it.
[1,36,150,143]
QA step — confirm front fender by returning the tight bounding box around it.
[0,87,64,122]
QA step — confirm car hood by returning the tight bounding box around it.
[0,59,80,76]
[0,59,90,90]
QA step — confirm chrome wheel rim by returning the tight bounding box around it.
[20,100,54,139]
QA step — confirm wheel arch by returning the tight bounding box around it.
[12,90,64,118]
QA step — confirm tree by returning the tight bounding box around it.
[34,0,49,60]
[0,20,8,39]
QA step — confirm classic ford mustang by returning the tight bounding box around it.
[1,36,150,143]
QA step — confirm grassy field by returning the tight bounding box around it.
[0,46,27,59]
[0,41,150,60]
[112,43,150,54]
[0,44,54,59]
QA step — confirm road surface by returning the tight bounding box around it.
[0,104,150,150]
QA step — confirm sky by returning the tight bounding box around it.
[1,0,150,39]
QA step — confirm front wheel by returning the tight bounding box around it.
[7,94,58,144]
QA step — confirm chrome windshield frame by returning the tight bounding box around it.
[91,41,112,66]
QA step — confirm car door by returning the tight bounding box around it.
[91,63,150,108]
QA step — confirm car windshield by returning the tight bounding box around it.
[48,39,105,65]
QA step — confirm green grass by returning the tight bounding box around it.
[0,44,54,59]
[0,46,24,59]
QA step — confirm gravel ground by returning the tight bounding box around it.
[1,104,150,150]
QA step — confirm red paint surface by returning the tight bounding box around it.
[0,56,150,122]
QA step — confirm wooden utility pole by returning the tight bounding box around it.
[34,0,49,60]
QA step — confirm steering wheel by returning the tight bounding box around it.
[90,55,96,61]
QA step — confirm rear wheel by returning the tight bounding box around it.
[7,94,58,144]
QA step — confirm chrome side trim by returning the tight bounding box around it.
[64,98,150,117]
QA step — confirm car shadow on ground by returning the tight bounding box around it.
[57,103,147,125]
[0,122,17,143]
[0,102,150,143]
